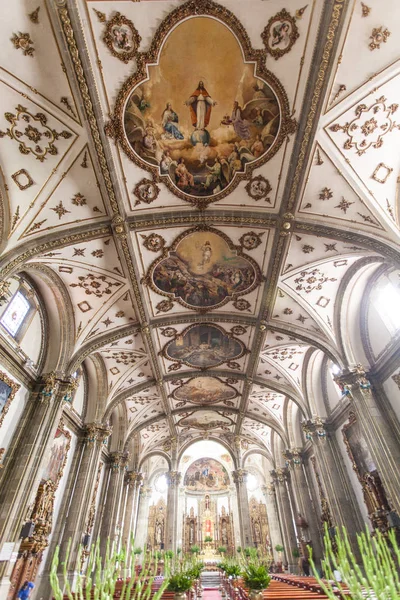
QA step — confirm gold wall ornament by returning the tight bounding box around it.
[93,8,106,23]
[140,233,166,253]
[28,7,40,24]
[109,0,296,208]
[361,3,371,17]
[11,168,34,190]
[145,225,262,313]
[11,32,35,57]
[0,104,73,162]
[331,84,346,105]
[392,373,400,390]
[133,178,160,206]
[261,9,300,60]
[60,96,77,118]
[372,162,393,184]
[103,12,142,63]
[245,175,273,203]
[0,370,20,429]
[369,27,390,50]
[331,96,399,155]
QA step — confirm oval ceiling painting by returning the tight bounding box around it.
[173,376,238,406]
[114,5,294,206]
[163,324,246,370]
[148,228,261,312]
[178,410,234,430]
[184,457,230,491]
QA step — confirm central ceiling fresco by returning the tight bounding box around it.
[2,0,399,465]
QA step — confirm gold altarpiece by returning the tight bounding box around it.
[183,495,234,553]
[249,497,270,551]
[147,498,166,550]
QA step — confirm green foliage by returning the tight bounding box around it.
[223,561,241,578]
[165,550,174,559]
[186,560,204,579]
[308,524,400,600]
[292,547,300,558]
[237,546,242,553]
[177,548,182,555]
[167,573,194,593]
[50,537,170,600]
[190,545,200,554]
[204,536,213,543]
[241,564,271,591]
[133,547,142,555]
[217,546,227,554]
[275,544,284,553]
[244,547,257,558]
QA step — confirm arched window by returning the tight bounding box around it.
[0,283,37,342]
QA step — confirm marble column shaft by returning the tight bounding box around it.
[261,484,284,561]
[165,471,181,551]
[134,486,152,553]
[0,374,73,546]
[121,472,143,558]
[337,367,400,514]
[232,470,253,547]
[99,452,129,557]
[284,450,323,561]
[305,421,364,553]
[271,469,298,571]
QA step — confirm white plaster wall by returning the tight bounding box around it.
[383,369,400,424]
[0,367,29,451]
[72,378,85,417]
[19,311,42,366]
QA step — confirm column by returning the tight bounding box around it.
[0,374,75,597]
[283,449,323,561]
[336,366,400,516]
[232,469,253,548]
[134,486,152,554]
[261,484,284,561]
[270,468,298,572]
[99,452,129,558]
[303,417,364,554]
[165,471,181,551]
[121,472,143,559]
[36,423,110,598]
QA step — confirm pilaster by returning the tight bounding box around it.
[270,468,298,572]
[165,471,181,551]
[99,451,129,558]
[261,483,284,561]
[232,469,253,547]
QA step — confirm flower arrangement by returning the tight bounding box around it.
[204,536,213,543]
[218,545,227,554]
[167,573,194,593]
[190,544,200,554]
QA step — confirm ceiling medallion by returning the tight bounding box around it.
[162,323,247,370]
[133,178,160,206]
[11,32,35,57]
[0,104,73,162]
[261,9,300,60]
[145,226,262,313]
[245,174,272,202]
[178,410,234,431]
[329,96,399,156]
[369,27,390,51]
[103,12,142,63]
[172,376,238,406]
[11,169,34,190]
[109,0,295,208]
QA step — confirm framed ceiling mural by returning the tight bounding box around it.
[109,0,296,207]
[172,376,239,406]
[145,226,262,313]
[184,457,230,490]
[177,410,234,431]
[162,323,247,370]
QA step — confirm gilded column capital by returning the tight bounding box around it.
[62,376,79,404]
[283,448,303,468]
[126,470,143,486]
[140,485,152,499]
[232,469,248,484]
[261,483,275,496]
[270,467,289,484]
[166,470,181,487]
[334,364,372,395]
[84,422,112,444]
[110,451,129,471]
[302,416,327,442]
[37,371,59,402]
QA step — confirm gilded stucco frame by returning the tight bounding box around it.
[107,0,296,208]
[144,225,262,314]
[0,370,20,429]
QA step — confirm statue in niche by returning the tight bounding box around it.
[205,495,210,510]
[222,520,228,544]
[254,521,261,545]
[156,523,162,545]
[189,521,194,543]
[190,507,195,518]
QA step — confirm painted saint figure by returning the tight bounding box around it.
[231,101,250,140]
[175,157,194,189]
[185,81,217,130]
[161,103,184,140]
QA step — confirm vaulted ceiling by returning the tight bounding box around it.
[1,0,399,464]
